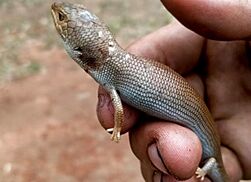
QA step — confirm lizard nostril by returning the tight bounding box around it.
[53,2,63,8]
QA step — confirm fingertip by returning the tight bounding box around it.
[221,147,243,181]
[130,122,202,180]
[161,0,251,40]
[155,123,202,179]
[96,86,140,133]
[148,143,169,175]
[97,86,114,129]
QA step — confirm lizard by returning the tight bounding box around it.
[51,2,229,181]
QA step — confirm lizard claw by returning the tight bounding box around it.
[107,128,121,143]
[106,128,114,133]
[195,167,206,181]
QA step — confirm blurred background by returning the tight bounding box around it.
[0,0,171,181]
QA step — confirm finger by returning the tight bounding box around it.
[129,121,202,180]
[218,118,248,179]
[161,0,251,40]
[127,20,204,75]
[96,86,139,133]
[221,147,243,181]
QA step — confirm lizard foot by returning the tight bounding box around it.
[107,128,121,143]
[195,167,206,181]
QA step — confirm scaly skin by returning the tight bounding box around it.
[51,2,229,181]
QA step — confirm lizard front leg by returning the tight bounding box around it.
[103,85,124,143]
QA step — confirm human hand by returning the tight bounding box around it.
[97,1,251,181]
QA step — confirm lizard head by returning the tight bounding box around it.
[51,2,115,69]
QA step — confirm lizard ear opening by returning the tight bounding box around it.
[73,45,109,69]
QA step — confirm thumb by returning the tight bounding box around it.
[161,0,251,40]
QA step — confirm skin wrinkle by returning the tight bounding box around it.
[148,135,174,181]
[148,143,170,175]
[155,144,181,180]
[156,145,170,175]
[154,40,170,67]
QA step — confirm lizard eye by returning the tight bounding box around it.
[58,11,66,21]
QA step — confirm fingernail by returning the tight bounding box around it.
[148,143,168,175]
[153,171,162,182]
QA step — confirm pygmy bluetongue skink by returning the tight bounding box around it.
[51,2,229,181]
